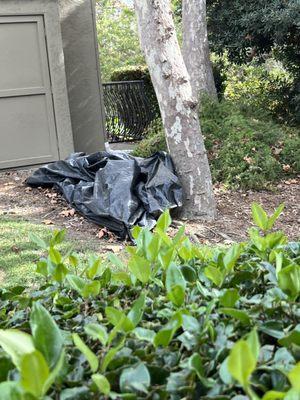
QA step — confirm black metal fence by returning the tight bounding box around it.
[102,80,157,143]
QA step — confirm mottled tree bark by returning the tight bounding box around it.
[134,0,216,220]
[182,0,217,99]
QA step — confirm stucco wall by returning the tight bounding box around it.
[0,0,74,161]
[58,0,106,153]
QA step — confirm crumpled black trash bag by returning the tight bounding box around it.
[26,151,183,239]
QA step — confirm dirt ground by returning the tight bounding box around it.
[0,169,299,252]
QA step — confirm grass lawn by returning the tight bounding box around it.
[0,216,97,287]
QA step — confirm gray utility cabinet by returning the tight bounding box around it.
[0,0,106,170]
[0,0,74,169]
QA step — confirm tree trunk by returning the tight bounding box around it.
[182,0,217,99]
[134,0,216,220]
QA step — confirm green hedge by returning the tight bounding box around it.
[133,99,300,189]
[0,206,300,399]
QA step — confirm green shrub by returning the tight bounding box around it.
[279,128,300,174]
[110,65,160,117]
[110,65,150,83]
[131,119,166,158]
[224,60,298,124]
[133,99,300,189]
[0,205,300,399]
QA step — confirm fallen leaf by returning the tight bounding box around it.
[282,164,291,172]
[42,219,54,225]
[243,156,254,165]
[11,246,20,253]
[284,178,298,185]
[97,228,108,239]
[60,209,76,217]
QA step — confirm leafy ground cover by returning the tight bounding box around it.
[0,204,299,399]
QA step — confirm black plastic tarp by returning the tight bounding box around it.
[26,151,182,239]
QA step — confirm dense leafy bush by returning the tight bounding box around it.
[224,61,297,125]
[0,205,300,399]
[110,65,160,128]
[110,65,160,118]
[133,99,300,189]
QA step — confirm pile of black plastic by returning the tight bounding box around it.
[27,151,182,239]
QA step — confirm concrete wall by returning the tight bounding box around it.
[58,0,106,153]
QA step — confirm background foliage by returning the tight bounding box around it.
[96,0,144,81]
[133,99,300,189]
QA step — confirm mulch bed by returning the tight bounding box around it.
[0,169,299,250]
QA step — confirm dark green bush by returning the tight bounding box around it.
[224,61,299,125]
[131,119,166,158]
[133,99,300,189]
[110,65,159,117]
[0,206,300,399]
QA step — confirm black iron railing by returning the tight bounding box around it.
[103,80,157,142]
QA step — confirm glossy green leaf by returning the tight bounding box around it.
[108,253,126,269]
[44,351,65,393]
[154,312,182,347]
[166,263,186,306]
[127,293,146,327]
[50,230,66,246]
[279,325,300,348]
[188,353,204,378]
[147,235,161,262]
[288,362,300,391]
[20,350,49,397]
[0,382,23,400]
[128,255,151,283]
[246,328,260,362]
[120,363,150,394]
[220,308,251,325]
[29,233,47,249]
[36,259,48,277]
[0,329,35,369]
[86,256,102,279]
[84,323,108,346]
[219,288,240,307]
[166,263,186,292]
[49,247,62,265]
[219,357,234,385]
[66,275,85,295]
[133,328,155,343]
[101,339,124,372]
[223,244,243,271]
[73,333,98,372]
[167,285,185,307]
[267,204,284,230]
[252,203,269,231]
[204,266,224,287]
[92,373,111,395]
[82,280,101,299]
[52,263,69,282]
[180,264,197,283]
[30,302,64,369]
[262,391,285,400]
[155,210,171,233]
[159,248,175,270]
[228,340,256,387]
[278,265,300,300]
[105,307,134,332]
[111,271,132,286]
